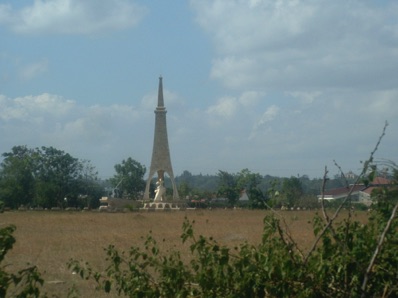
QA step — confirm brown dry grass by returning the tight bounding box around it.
[1,209,368,297]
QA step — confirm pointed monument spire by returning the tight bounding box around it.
[143,77,179,201]
[157,76,164,107]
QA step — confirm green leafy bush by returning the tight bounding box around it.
[0,225,45,297]
[69,200,398,297]
[69,177,398,298]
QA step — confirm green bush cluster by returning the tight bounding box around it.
[69,198,398,297]
[0,225,45,297]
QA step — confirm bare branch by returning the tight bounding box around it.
[361,201,398,297]
[333,160,350,189]
[333,159,354,253]
[304,121,389,264]
[319,166,339,240]
[263,201,305,259]
[320,166,330,223]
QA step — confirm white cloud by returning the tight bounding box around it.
[188,0,398,176]
[210,56,256,90]
[192,0,398,91]
[358,90,398,118]
[0,93,74,122]
[206,96,238,120]
[0,0,147,35]
[0,4,12,23]
[19,59,49,80]
[0,93,149,177]
[238,91,263,107]
[250,104,280,138]
[286,91,321,105]
[260,105,279,123]
[205,91,263,126]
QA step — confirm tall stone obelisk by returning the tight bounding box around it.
[143,77,179,200]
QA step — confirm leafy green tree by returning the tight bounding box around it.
[175,171,218,200]
[0,145,103,209]
[216,170,239,206]
[172,172,353,202]
[236,169,266,208]
[371,163,398,219]
[68,160,104,209]
[179,170,194,185]
[109,157,146,199]
[281,176,303,207]
[33,146,83,207]
[215,169,266,208]
[178,181,192,199]
[0,146,37,209]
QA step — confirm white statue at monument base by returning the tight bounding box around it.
[154,178,166,202]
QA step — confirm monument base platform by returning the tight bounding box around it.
[141,201,184,211]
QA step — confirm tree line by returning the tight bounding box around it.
[0,145,359,210]
[175,169,357,209]
[0,145,103,209]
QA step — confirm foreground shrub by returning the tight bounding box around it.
[0,225,45,297]
[68,195,398,298]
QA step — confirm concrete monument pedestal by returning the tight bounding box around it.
[141,201,181,211]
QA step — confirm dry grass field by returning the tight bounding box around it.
[1,209,368,297]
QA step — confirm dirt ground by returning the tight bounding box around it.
[1,209,368,297]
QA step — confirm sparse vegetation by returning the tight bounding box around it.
[2,209,318,297]
[68,193,397,297]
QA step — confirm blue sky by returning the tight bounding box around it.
[1,0,397,179]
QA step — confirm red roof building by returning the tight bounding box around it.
[318,177,392,206]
